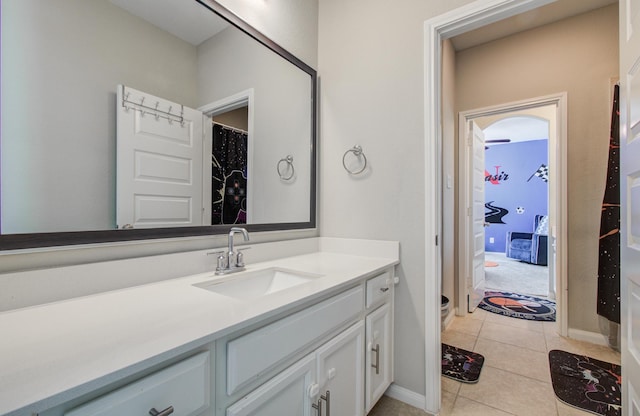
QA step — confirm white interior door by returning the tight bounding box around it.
[116,85,206,229]
[620,1,640,415]
[468,120,486,312]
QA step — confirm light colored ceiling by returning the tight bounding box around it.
[483,116,549,146]
[109,0,229,46]
[451,0,618,51]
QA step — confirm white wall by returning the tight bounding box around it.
[215,0,318,69]
[318,0,476,398]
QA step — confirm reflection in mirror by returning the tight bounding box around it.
[0,0,316,248]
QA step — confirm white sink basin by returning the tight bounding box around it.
[194,267,323,299]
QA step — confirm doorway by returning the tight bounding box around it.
[424,1,570,413]
[460,103,560,309]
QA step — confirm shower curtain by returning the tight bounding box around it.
[597,84,620,326]
[212,124,248,225]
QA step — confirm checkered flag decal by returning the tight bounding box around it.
[527,164,549,183]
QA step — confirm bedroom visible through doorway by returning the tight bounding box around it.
[480,113,551,299]
[458,97,564,324]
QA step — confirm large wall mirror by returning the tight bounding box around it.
[0,0,317,250]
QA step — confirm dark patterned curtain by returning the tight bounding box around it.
[212,124,248,225]
[597,84,620,324]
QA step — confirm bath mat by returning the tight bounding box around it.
[549,350,621,416]
[484,261,499,267]
[479,290,556,322]
[442,343,485,383]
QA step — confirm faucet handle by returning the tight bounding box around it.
[207,250,227,271]
[236,247,251,267]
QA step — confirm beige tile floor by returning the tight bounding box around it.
[368,308,620,416]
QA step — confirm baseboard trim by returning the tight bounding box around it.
[567,328,609,346]
[384,383,428,412]
[443,308,455,330]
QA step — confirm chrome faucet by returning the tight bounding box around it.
[214,227,250,275]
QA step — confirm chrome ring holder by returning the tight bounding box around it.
[342,145,367,175]
[277,155,295,180]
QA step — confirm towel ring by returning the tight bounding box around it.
[342,145,367,175]
[277,155,295,180]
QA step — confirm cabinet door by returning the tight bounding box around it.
[226,353,316,416]
[365,303,393,413]
[316,322,365,416]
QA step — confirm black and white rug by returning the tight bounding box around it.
[479,290,556,322]
[549,350,621,416]
[442,343,485,383]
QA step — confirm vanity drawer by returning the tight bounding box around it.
[64,352,210,416]
[226,286,364,395]
[366,271,392,308]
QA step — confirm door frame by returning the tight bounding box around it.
[458,95,568,334]
[423,0,556,413]
[463,120,488,313]
[199,89,255,224]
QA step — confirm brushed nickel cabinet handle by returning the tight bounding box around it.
[379,287,389,293]
[320,390,331,416]
[372,343,380,375]
[149,406,174,416]
[312,397,323,415]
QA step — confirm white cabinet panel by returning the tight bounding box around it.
[365,303,393,413]
[226,286,364,394]
[64,352,210,416]
[226,354,316,416]
[316,322,365,416]
[365,271,392,308]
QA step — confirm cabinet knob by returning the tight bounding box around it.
[149,406,174,416]
[327,367,336,379]
[308,383,320,398]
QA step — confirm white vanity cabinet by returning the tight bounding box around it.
[220,269,393,416]
[225,322,364,416]
[364,272,394,413]
[225,353,317,416]
[37,348,215,416]
[365,303,393,413]
[315,321,365,416]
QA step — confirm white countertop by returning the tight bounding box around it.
[0,247,398,416]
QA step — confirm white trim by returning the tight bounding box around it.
[567,328,610,347]
[384,383,427,412]
[199,89,255,223]
[423,0,556,413]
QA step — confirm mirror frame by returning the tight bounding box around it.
[0,0,317,251]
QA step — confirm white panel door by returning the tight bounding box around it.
[468,121,486,312]
[116,85,205,229]
[316,322,365,416]
[620,1,640,415]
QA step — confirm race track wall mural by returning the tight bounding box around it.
[485,139,548,252]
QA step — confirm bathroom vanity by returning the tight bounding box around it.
[0,238,398,416]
